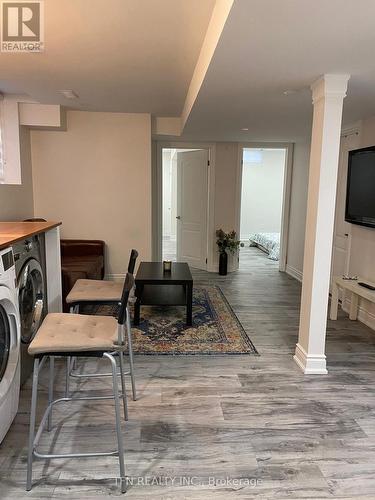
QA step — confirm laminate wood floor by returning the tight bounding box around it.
[1,247,375,499]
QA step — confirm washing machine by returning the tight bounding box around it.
[13,236,47,385]
[0,247,20,443]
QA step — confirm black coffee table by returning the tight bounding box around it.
[134,262,193,326]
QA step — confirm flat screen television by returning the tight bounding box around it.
[345,145,375,228]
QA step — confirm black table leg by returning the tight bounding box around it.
[134,284,143,326]
[186,283,193,326]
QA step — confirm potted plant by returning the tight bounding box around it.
[216,229,241,275]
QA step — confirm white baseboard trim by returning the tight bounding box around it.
[285,264,303,282]
[293,343,328,375]
[104,273,125,282]
[342,297,375,331]
[207,265,218,273]
[206,265,238,274]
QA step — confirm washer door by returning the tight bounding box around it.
[18,259,45,344]
[0,292,19,399]
[0,304,10,382]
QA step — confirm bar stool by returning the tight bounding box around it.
[66,249,138,400]
[67,249,138,308]
[26,273,135,494]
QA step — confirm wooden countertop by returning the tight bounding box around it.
[0,221,62,249]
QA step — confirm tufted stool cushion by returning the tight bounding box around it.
[28,313,118,356]
[66,279,123,305]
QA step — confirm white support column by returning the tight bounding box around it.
[294,74,350,375]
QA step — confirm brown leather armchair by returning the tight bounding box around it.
[61,239,105,311]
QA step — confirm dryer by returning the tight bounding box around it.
[0,247,20,443]
[13,236,47,385]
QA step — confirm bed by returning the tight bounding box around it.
[249,232,280,260]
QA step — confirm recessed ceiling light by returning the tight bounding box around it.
[283,89,297,96]
[58,89,79,99]
[241,127,249,131]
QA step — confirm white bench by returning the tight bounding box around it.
[330,276,375,321]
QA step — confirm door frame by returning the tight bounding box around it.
[153,141,216,271]
[236,142,294,272]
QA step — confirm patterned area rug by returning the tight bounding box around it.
[83,286,258,355]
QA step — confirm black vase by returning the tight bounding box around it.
[219,251,228,275]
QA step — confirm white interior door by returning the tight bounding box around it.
[331,132,360,287]
[176,150,208,269]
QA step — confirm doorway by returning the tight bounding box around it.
[161,148,209,270]
[239,146,292,271]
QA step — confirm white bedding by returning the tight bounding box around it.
[249,232,280,260]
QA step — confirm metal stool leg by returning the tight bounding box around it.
[67,305,136,405]
[118,351,129,421]
[26,358,40,491]
[69,306,79,374]
[47,356,54,431]
[104,352,126,493]
[126,309,136,401]
[65,356,71,398]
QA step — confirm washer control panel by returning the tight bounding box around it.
[1,248,14,273]
[13,238,35,264]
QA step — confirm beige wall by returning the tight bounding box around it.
[213,142,240,271]
[286,141,310,279]
[214,142,239,234]
[31,111,151,276]
[0,126,34,221]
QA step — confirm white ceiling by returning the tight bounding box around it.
[3,0,375,143]
[182,0,375,142]
[0,0,215,115]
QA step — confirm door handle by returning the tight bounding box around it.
[176,216,181,220]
